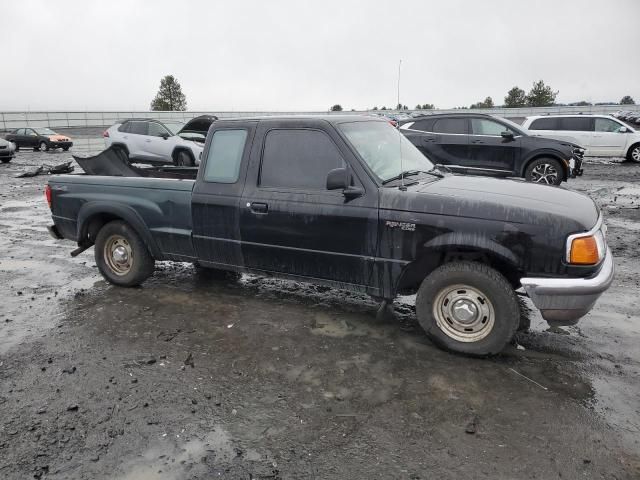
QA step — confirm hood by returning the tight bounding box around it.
[48,134,71,142]
[522,133,582,150]
[179,115,218,135]
[381,175,599,233]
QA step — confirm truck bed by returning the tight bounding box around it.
[49,175,197,261]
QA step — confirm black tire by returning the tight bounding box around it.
[94,220,155,287]
[39,141,49,152]
[175,150,194,167]
[1,158,11,164]
[415,261,520,356]
[62,147,70,151]
[14,145,19,152]
[626,143,640,163]
[524,158,563,185]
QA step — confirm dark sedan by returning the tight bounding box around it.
[399,113,584,185]
[5,127,73,152]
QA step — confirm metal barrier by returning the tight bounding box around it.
[1,105,638,131]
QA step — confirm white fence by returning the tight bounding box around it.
[1,105,638,131]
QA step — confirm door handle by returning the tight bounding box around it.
[248,202,268,214]
[423,137,436,143]
[471,140,484,144]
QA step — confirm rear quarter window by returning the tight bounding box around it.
[203,129,248,183]
[528,117,560,130]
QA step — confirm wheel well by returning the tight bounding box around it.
[396,247,522,296]
[83,213,122,244]
[627,142,640,158]
[172,148,194,162]
[522,154,568,180]
[111,143,129,155]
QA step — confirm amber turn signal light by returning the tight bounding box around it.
[570,236,599,265]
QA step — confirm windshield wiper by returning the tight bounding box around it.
[382,168,443,185]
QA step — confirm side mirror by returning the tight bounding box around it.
[619,126,628,133]
[326,167,364,199]
[501,131,515,140]
[327,167,349,190]
[161,132,170,139]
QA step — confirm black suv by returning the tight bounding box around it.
[399,114,584,185]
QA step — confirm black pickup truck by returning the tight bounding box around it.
[46,116,614,355]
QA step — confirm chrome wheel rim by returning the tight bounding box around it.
[104,235,133,276]
[40,142,47,151]
[530,163,558,184]
[632,147,640,162]
[433,284,495,342]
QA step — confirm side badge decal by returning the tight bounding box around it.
[385,221,416,232]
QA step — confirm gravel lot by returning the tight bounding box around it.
[0,140,639,479]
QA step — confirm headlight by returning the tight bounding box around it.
[567,223,606,265]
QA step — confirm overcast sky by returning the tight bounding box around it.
[2,0,638,111]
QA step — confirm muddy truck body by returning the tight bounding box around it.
[46,116,614,355]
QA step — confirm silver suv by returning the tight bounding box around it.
[103,118,205,166]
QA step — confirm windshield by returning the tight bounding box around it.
[163,121,185,135]
[34,128,56,135]
[338,121,435,182]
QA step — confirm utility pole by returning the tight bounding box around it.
[397,59,402,110]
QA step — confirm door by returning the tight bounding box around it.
[558,117,594,151]
[240,124,378,288]
[145,122,174,161]
[591,117,628,156]
[429,117,470,167]
[12,128,28,147]
[125,121,149,159]
[25,128,40,147]
[468,117,519,174]
[192,126,255,268]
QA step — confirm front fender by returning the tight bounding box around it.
[77,201,163,259]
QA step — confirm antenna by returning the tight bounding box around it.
[397,59,406,191]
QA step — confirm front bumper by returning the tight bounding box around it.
[50,141,73,149]
[520,248,614,326]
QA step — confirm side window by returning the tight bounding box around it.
[529,117,559,130]
[411,119,436,132]
[560,117,593,132]
[15,128,25,135]
[148,122,170,137]
[594,118,623,133]
[128,121,148,135]
[203,129,248,183]
[260,129,346,190]
[433,118,468,134]
[471,118,513,136]
[27,129,37,136]
[118,122,129,133]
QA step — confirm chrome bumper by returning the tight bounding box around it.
[520,248,614,326]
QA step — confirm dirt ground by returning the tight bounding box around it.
[0,142,639,480]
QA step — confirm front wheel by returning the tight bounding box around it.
[1,158,11,164]
[415,262,520,356]
[39,141,49,152]
[627,143,640,162]
[94,220,155,287]
[524,158,563,185]
[62,146,70,151]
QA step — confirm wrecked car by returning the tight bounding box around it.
[45,116,614,356]
[102,116,216,166]
[5,127,73,152]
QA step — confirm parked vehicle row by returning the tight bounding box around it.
[612,110,640,124]
[522,114,640,162]
[46,115,614,356]
[103,115,217,166]
[5,127,73,152]
[399,113,584,185]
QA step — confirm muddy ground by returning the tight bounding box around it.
[0,141,639,479]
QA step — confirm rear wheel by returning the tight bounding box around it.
[62,146,70,151]
[627,143,640,162]
[1,158,11,163]
[94,220,155,287]
[39,141,49,152]
[175,150,194,167]
[525,158,563,185]
[415,262,520,356]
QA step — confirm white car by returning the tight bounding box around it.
[103,118,208,166]
[522,114,640,162]
[0,137,16,163]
